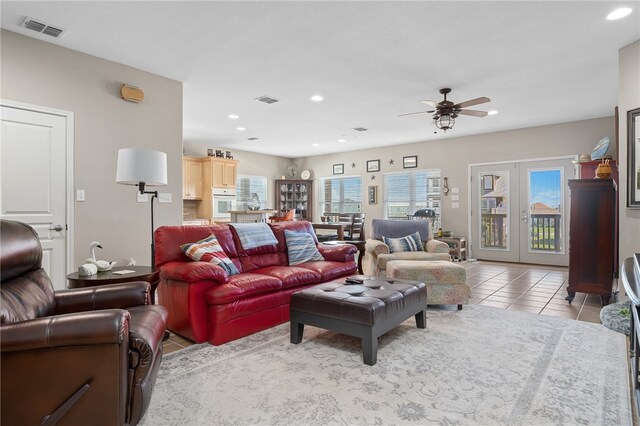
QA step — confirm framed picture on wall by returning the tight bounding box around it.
[628,107,640,208]
[368,185,377,204]
[482,175,494,191]
[333,163,344,175]
[403,156,417,168]
[366,160,380,173]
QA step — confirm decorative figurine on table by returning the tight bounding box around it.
[79,241,116,275]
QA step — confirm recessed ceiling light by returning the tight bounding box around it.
[488,110,499,115]
[236,127,246,131]
[338,139,346,143]
[311,95,324,102]
[607,7,632,20]
[312,143,319,147]
[228,114,239,119]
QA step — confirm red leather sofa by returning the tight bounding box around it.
[154,221,357,345]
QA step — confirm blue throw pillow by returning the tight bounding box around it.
[382,231,424,253]
[285,230,324,265]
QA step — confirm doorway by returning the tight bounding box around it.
[1,101,74,289]
[470,158,575,266]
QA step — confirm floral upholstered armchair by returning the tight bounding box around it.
[362,219,451,277]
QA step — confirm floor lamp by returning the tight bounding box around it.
[116,148,168,270]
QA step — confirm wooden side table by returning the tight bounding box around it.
[67,266,160,302]
[435,237,466,261]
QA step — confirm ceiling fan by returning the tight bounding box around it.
[399,88,491,132]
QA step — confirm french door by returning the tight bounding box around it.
[470,158,575,266]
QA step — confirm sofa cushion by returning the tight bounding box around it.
[180,234,239,275]
[252,265,322,289]
[382,232,423,253]
[205,273,283,305]
[297,261,358,282]
[284,230,324,265]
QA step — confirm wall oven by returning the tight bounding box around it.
[212,188,236,220]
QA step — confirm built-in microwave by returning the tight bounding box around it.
[212,188,236,220]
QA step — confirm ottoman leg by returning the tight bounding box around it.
[415,309,426,329]
[458,304,463,310]
[290,321,304,344]
[362,335,378,366]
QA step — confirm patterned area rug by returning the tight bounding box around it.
[141,305,630,425]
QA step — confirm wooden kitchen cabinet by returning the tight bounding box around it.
[182,157,203,200]
[566,179,616,305]
[210,158,238,188]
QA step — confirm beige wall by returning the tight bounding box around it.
[183,142,291,209]
[618,40,640,266]
[295,117,614,244]
[1,30,183,268]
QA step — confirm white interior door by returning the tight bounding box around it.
[470,158,574,266]
[1,105,69,289]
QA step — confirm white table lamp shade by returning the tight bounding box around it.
[116,148,168,186]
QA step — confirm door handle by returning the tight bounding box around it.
[49,224,64,232]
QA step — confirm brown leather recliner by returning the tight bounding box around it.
[0,220,168,426]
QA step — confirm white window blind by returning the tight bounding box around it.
[236,175,268,210]
[383,170,442,229]
[317,176,363,214]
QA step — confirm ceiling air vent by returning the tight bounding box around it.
[247,137,259,141]
[353,127,368,132]
[255,96,279,104]
[22,17,65,38]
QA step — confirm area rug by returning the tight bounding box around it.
[141,305,631,425]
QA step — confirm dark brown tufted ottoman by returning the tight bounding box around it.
[290,276,427,365]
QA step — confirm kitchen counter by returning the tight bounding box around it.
[229,210,277,223]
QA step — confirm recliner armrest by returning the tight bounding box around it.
[426,239,450,254]
[365,239,389,258]
[160,261,229,284]
[0,309,129,353]
[54,281,150,314]
[317,244,356,262]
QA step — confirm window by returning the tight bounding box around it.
[317,176,362,214]
[236,175,267,210]
[383,170,442,229]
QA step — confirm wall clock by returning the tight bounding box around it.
[300,170,311,180]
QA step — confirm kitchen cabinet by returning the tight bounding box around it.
[210,158,238,188]
[566,179,616,305]
[182,157,203,200]
[275,179,312,221]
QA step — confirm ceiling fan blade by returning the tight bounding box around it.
[454,97,490,109]
[458,109,488,117]
[420,100,438,107]
[398,110,435,117]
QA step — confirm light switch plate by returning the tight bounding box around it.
[451,202,460,209]
[158,193,172,203]
[137,193,149,203]
[76,189,85,202]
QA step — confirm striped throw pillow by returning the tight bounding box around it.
[180,234,239,275]
[285,230,324,266]
[382,232,424,253]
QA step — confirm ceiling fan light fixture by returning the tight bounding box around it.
[435,114,455,132]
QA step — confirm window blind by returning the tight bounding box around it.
[236,175,268,210]
[317,176,363,214]
[383,170,442,229]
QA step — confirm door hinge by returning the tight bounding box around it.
[66,224,68,231]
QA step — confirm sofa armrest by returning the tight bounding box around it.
[54,282,150,314]
[0,309,129,353]
[365,239,389,258]
[426,239,450,254]
[317,244,356,262]
[160,261,229,284]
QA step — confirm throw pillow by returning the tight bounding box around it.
[285,229,324,266]
[180,234,239,275]
[382,231,424,253]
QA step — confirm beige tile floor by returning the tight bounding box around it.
[163,261,609,354]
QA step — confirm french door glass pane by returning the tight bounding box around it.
[480,171,509,250]
[528,168,563,253]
